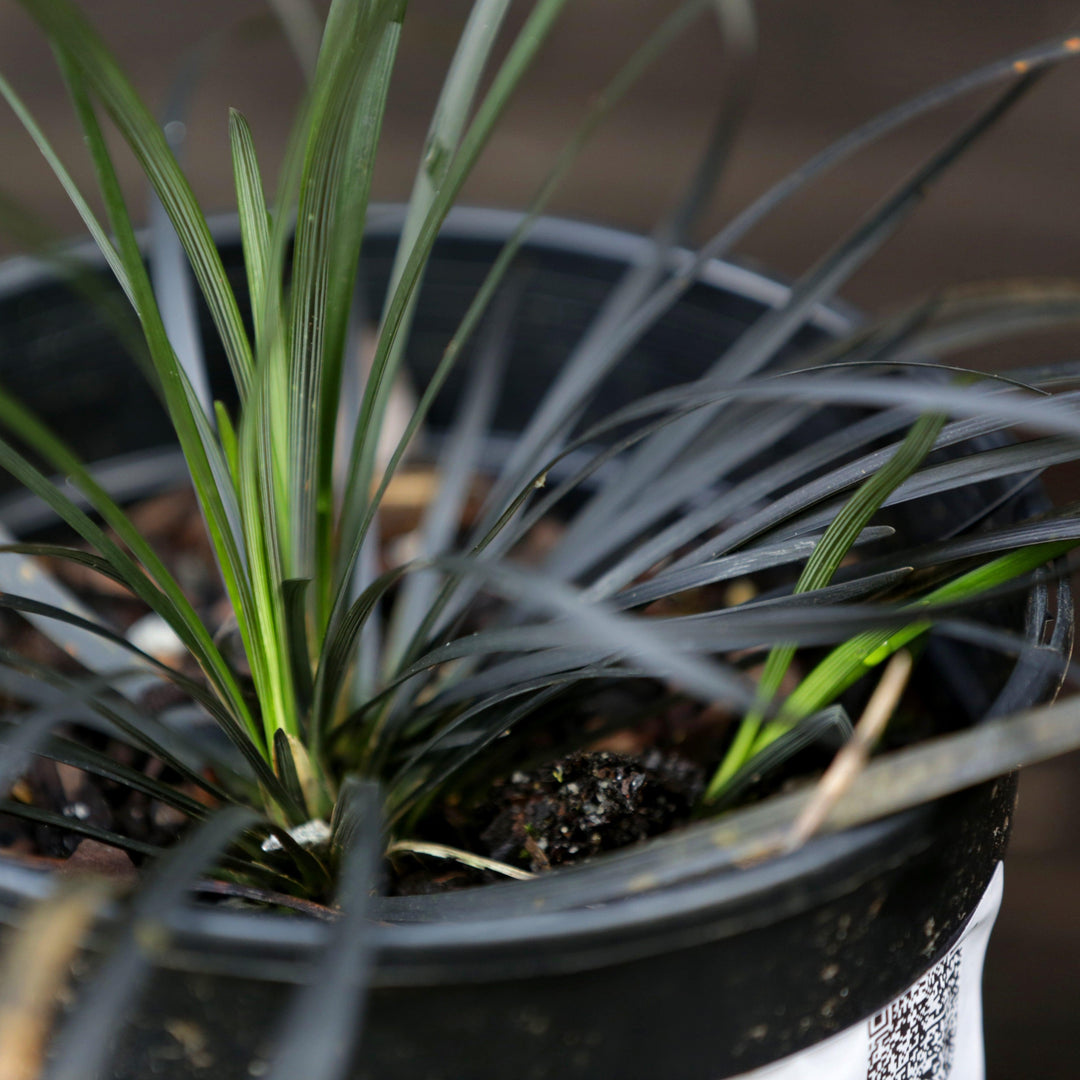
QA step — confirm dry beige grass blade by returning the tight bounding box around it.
[786,650,914,852]
[386,839,535,881]
[0,880,110,1080]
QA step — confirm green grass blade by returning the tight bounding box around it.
[311,8,404,617]
[335,0,575,583]
[282,577,315,714]
[215,399,241,480]
[708,705,854,813]
[350,0,512,582]
[229,109,272,355]
[236,385,299,747]
[535,371,1080,597]
[706,411,946,801]
[770,540,1080,735]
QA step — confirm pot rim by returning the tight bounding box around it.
[0,203,857,342]
[0,206,1064,982]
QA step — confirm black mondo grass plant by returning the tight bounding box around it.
[4,0,1080,1072]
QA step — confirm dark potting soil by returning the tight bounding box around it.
[387,747,707,894]
[481,748,704,872]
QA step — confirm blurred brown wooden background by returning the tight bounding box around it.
[1,2,1079,1076]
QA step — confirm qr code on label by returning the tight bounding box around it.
[866,946,962,1080]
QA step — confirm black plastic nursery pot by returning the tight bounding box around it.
[0,208,1071,1079]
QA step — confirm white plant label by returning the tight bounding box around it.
[735,862,1004,1080]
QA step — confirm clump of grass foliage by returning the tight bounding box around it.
[0,0,1079,981]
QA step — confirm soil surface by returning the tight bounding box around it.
[388,747,707,893]
[481,749,704,872]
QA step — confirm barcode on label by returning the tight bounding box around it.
[866,946,962,1080]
